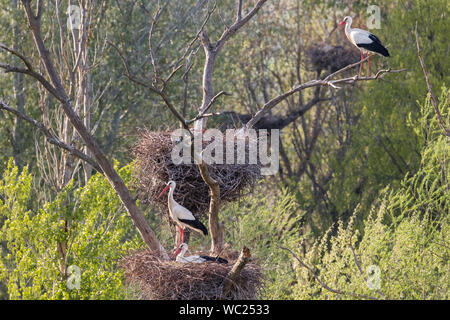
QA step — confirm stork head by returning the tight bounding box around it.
[158,180,176,198]
[173,243,188,257]
[339,16,352,27]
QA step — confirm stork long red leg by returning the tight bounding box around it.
[178,226,181,245]
[368,55,370,76]
[359,51,363,76]
[180,227,185,244]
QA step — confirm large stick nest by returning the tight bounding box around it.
[132,129,262,218]
[306,44,360,74]
[121,250,263,300]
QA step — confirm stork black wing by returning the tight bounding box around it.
[369,33,381,44]
[178,218,208,236]
[357,40,390,57]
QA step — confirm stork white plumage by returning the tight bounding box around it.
[158,181,208,247]
[339,16,389,75]
[174,243,228,264]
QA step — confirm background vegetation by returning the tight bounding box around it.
[0,0,448,299]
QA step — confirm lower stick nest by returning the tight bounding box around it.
[132,128,262,218]
[121,249,263,300]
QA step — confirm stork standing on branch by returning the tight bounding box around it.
[158,181,208,248]
[339,16,390,76]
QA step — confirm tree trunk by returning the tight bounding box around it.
[22,0,168,259]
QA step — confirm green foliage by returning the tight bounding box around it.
[0,160,143,299]
[289,86,449,300]
[295,0,450,239]
[222,186,305,299]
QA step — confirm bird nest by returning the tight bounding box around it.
[306,44,359,74]
[121,249,263,300]
[131,128,261,218]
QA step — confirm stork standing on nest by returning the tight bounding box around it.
[158,181,208,247]
[339,16,389,76]
[174,243,228,264]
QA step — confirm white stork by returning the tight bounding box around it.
[174,243,228,264]
[158,181,208,246]
[339,16,389,75]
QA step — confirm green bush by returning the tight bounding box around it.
[290,87,449,300]
[0,161,143,299]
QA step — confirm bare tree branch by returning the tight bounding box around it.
[415,22,450,138]
[108,41,191,132]
[0,100,102,173]
[148,1,169,82]
[244,67,406,129]
[236,0,243,22]
[215,0,268,53]
[0,42,35,71]
[186,90,230,124]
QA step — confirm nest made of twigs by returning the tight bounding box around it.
[121,250,263,300]
[306,44,359,74]
[132,129,262,218]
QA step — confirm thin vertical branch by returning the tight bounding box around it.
[415,22,450,138]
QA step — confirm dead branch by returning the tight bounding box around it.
[108,41,191,133]
[193,1,269,254]
[244,67,407,130]
[0,42,35,71]
[0,61,60,99]
[220,246,251,298]
[186,91,230,124]
[0,100,102,173]
[215,0,268,53]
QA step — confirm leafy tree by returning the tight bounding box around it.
[0,160,149,299]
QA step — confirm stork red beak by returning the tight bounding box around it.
[339,20,346,27]
[158,185,170,198]
[170,247,181,259]
[172,246,182,259]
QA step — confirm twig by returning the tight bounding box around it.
[171,1,217,69]
[186,91,230,124]
[148,1,169,82]
[323,54,371,81]
[349,242,386,299]
[0,60,60,99]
